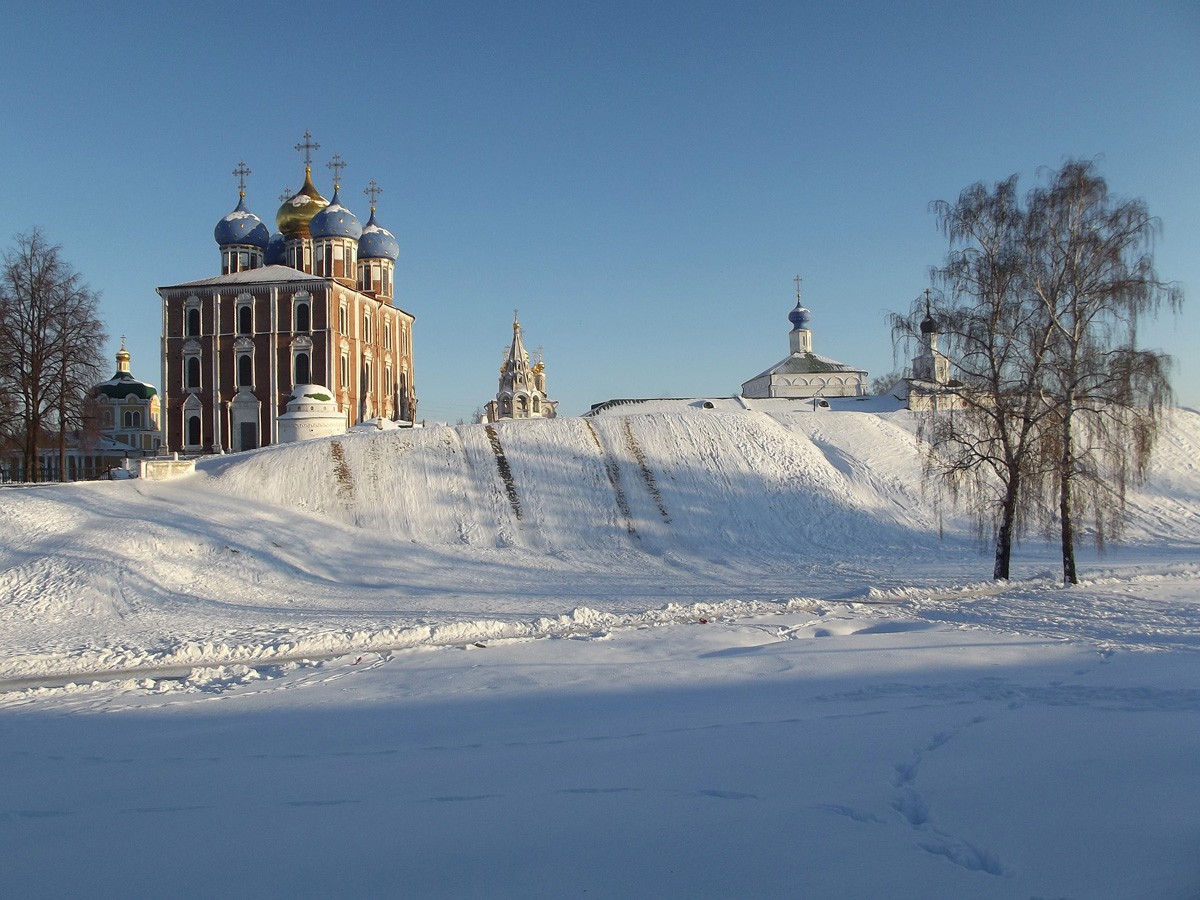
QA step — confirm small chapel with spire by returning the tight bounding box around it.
[158,132,416,453]
[887,289,962,410]
[740,277,868,400]
[483,313,557,422]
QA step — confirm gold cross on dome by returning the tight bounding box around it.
[295,130,320,168]
[364,179,382,209]
[232,161,252,195]
[327,153,347,190]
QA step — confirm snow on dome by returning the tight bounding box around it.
[287,384,337,405]
[788,301,811,330]
[277,384,344,443]
[275,169,329,238]
[263,231,286,266]
[214,195,271,249]
[358,208,399,261]
[309,187,363,240]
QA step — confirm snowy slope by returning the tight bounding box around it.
[2,407,1199,682]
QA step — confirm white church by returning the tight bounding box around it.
[740,279,868,400]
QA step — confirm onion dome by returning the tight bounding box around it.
[358,208,399,261]
[309,187,362,240]
[276,168,329,238]
[94,341,158,401]
[214,194,270,249]
[263,231,286,266]
[788,299,811,330]
[920,312,938,335]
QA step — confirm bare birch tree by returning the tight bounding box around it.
[0,230,107,482]
[1024,161,1181,584]
[900,162,1181,584]
[894,176,1056,580]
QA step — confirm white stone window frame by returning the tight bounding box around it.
[185,295,203,337]
[183,339,202,392]
[293,291,312,333]
[235,293,254,336]
[234,336,255,390]
[291,335,314,387]
[183,394,203,450]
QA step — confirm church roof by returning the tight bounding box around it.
[157,265,327,291]
[95,370,157,400]
[748,351,867,381]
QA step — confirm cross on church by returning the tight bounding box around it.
[794,274,803,301]
[294,130,320,168]
[232,161,252,195]
[279,186,293,203]
[923,287,933,316]
[327,153,347,189]
[364,179,382,209]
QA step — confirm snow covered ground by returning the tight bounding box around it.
[2,405,1199,898]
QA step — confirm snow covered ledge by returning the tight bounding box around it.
[139,458,196,481]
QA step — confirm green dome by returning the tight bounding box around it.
[95,371,157,401]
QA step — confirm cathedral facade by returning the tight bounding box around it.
[158,138,415,454]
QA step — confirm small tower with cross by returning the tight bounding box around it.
[357,178,400,302]
[214,160,270,274]
[275,130,330,270]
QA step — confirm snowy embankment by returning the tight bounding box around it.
[2,407,1199,686]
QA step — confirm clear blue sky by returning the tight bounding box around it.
[2,1,1197,419]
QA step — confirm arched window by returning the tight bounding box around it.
[237,354,253,387]
[363,313,372,343]
[294,352,310,385]
[186,308,201,336]
[187,415,201,446]
[237,304,252,335]
[295,302,310,333]
[186,356,201,389]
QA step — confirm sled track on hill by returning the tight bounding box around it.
[622,419,670,522]
[484,425,522,520]
[584,421,636,535]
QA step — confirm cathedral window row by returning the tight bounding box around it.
[186,297,322,339]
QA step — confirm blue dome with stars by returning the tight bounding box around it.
[358,209,399,261]
[214,195,271,249]
[263,231,286,266]
[309,187,363,240]
[788,300,811,330]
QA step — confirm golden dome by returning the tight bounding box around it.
[276,168,329,238]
